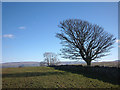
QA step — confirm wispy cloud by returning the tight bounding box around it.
[3,34,14,38]
[116,39,120,43]
[18,26,26,30]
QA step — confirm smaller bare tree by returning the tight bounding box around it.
[43,52,60,66]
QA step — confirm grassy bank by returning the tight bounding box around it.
[2,66,120,88]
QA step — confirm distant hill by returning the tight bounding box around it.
[91,60,119,67]
[2,62,40,68]
[59,61,85,65]
[1,60,119,68]
[1,61,85,68]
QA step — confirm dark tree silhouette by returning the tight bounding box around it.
[56,19,116,66]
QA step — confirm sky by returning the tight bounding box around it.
[2,2,118,63]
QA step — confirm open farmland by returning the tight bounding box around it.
[2,65,120,88]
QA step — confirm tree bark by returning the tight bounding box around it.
[86,60,91,66]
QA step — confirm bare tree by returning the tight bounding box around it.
[56,19,116,66]
[43,52,60,66]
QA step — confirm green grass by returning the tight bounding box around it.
[2,66,120,88]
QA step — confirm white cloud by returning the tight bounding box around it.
[18,26,26,30]
[116,39,120,43]
[3,34,14,38]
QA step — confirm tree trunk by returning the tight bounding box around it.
[86,60,91,66]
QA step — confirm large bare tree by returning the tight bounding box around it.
[56,19,116,66]
[43,52,60,66]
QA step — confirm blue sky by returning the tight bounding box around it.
[2,2,118,63]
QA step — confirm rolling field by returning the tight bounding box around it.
[2,66,120,88]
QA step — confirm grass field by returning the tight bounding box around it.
[2,65,120,88]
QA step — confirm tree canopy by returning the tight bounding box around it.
[56,19,116,66]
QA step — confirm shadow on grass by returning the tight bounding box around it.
[49,65,120,85]
[2,71,66,78]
